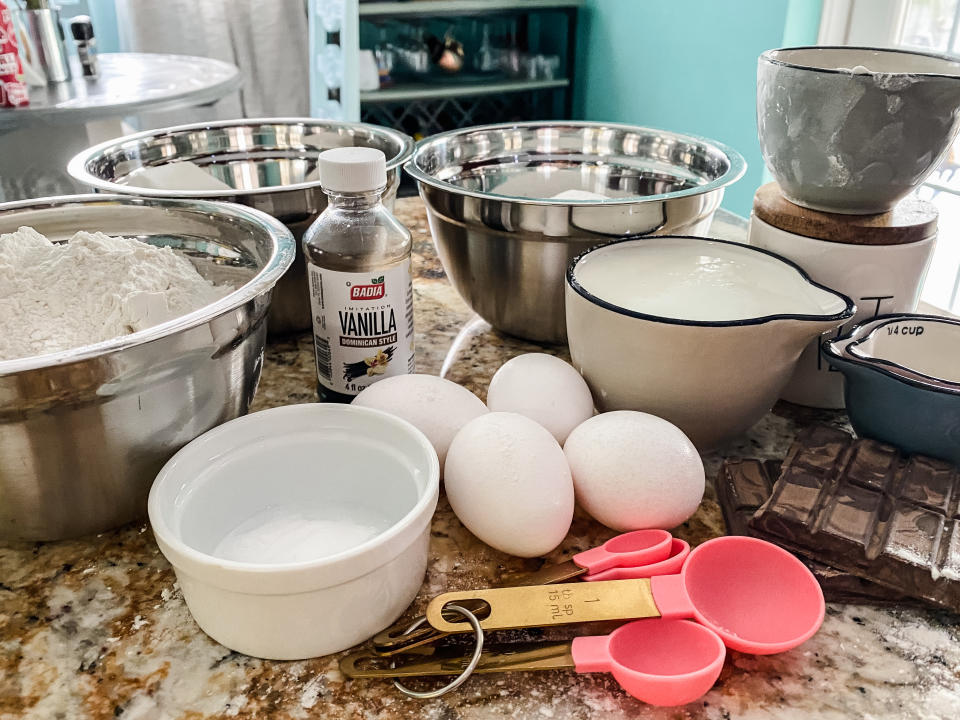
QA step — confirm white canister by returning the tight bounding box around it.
[748,185,938,408]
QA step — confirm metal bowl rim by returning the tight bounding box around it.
[67,118,415,199]
[406,121,747,206]
[566,235,855,328]
[0,194,295,376]
[760,45,960,79]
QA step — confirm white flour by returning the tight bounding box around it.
[0,226,231,362]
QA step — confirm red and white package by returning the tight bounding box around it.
[0,1,29,108]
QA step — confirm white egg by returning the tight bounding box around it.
[444,412,574,558]
[563,411,704,531]
[352,374,487,468]
[486,353,594,444]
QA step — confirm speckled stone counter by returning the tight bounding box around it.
[2,198,958,720]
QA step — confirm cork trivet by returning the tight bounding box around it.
[753,182,938,246]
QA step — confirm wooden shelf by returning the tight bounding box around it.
[359,0,583,19]
[360,77,568,103]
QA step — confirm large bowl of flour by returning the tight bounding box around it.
[0,194,294,541]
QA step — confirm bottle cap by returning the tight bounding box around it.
[318,147,387,192]
[71,16,96,42]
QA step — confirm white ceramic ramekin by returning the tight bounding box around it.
[148,404,439,660]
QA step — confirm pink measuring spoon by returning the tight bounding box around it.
[578,537,689,581]
[373,529,688,655]
[428,536,825,655]
[343,618,726,707]
[521,529,684,583]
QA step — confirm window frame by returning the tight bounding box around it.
[817,0,960,314]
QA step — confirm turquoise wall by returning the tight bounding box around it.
[784,0,825,47]
[575,0,822,216]
[89,0,121,54]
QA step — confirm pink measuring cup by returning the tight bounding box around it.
[572,618,726,706]
[651,536,825,654]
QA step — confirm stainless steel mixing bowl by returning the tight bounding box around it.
[67,119,414,335]
[0,195,294,541]
[406,121,746,343]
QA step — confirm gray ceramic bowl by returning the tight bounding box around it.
[822,314,960,465]
[758,47,960,214]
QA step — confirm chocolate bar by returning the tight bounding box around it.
[716,457,917,605]
[750,425,960,613]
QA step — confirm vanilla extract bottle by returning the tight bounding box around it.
[303,147,415,402]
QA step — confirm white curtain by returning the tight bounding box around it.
[115,0,310,127]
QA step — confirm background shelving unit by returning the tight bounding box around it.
[359,78,570,139]
[357,0,583,17]
[359,77,569,104]
[310,0,581,136]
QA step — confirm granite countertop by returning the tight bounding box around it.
[2,198,958,719]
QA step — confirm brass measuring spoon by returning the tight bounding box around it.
[344,618,726,706]
[373,530,682,655]
[426,536,826,655]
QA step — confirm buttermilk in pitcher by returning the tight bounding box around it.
[304,147,415,402]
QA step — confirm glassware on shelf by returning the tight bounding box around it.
[357,14,559,86]
[540,55,561,80]
[358,50,380,91]
[523,54,561,81]
[475,23,498,73]
[374,27,395,87]
[394,25,430,75]
[501,28,521,78]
